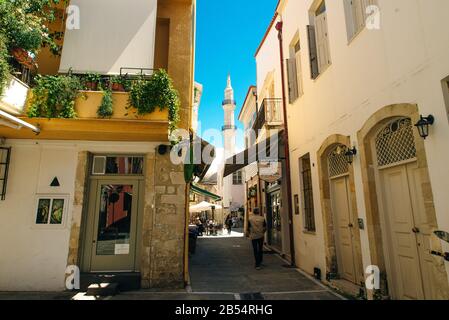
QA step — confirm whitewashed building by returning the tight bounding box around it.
[273,0,449,299]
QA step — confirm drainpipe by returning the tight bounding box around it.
[275,20,296,267]
[252,89,264,221]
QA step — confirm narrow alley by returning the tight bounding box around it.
[188,232,343,300]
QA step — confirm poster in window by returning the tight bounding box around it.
[50,199,65,224]
[36,199,51,224]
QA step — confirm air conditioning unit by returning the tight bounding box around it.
[92,156,107,175]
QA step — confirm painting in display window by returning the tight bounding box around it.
[36,199,51,224]
[35,197,65,225]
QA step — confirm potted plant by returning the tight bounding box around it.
[83,72,101,91]
[127,69,180,133]
[97,89,114,118]
[110,75,129,92]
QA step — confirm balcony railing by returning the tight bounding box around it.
[222,99,236,106]
[222,125,237,131]
[252,98,283,133]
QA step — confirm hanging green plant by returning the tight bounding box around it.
[27,74,83,119]
[128,69,180,132]
[97,89,114,118]
[0,35,10,95]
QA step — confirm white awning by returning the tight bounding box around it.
[0,110,40,134]
[190,201,223,213]
[59,0,158,75]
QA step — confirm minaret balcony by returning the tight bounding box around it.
[252,98,283,133]
[222,99,236,106]
[222,125,237,131]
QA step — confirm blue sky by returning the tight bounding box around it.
[195,0,278,149]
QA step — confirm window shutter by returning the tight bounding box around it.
[344,0,354,40]
[295,51,303,96]
[307,25,319,79]
[287,58,299,103]
[362,0,377,22]
[315,12,331,73]
[352,0,365,32]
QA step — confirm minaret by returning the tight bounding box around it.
[222,75,237,211]
[222,75,236,159]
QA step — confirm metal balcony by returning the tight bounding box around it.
[252,98,283,133]
[222,125,237,131]
[222,99,236,106]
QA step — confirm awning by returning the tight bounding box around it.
[0,110,40,134]
[59,0,158,74]
[190,184,222,202]
[194,137,216,181]
[182,136,216,183]
[223,133,284,177]
[190,201,223,213]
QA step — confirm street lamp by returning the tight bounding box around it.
[415,115,435,139]
[344,147,357,165]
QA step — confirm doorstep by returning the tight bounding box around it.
[80,272,141,292]
[326,278,363,299]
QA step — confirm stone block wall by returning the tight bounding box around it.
[141,150,187,289]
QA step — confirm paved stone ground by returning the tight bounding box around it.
[188,232,342,300]
[0,231,343,300]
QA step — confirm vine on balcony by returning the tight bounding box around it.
[0,36,10,95]
[27,75,83,119]
[97,89,114,118]
[128,69,180,132]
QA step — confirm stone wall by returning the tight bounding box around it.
[67,151,89,268]
[141,150,187,288]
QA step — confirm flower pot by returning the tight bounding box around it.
[111,83,125,92]
[85,81,99,91]
[10,47,35,70]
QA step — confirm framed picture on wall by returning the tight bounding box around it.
[33,194,69,228]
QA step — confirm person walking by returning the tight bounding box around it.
[225,215,233,235]
[247,208,267,270]
[195,217,204,236]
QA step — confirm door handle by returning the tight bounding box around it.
[348,223,354,228]
[412,227,420,234]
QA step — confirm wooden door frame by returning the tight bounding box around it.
[317,134,364,285]
[329,173,358,284]
[369,118,420,298]
[77,155,146,274]
[357,103,449,299]
[81,177,143,273]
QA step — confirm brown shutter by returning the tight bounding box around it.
[287,58,299,103]
[307,25,319,79]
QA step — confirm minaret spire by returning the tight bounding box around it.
[224,74,235,102]
[227,74,232,88]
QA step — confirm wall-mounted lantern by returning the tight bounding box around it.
[415,115,435,139]
[344,147,357,165]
